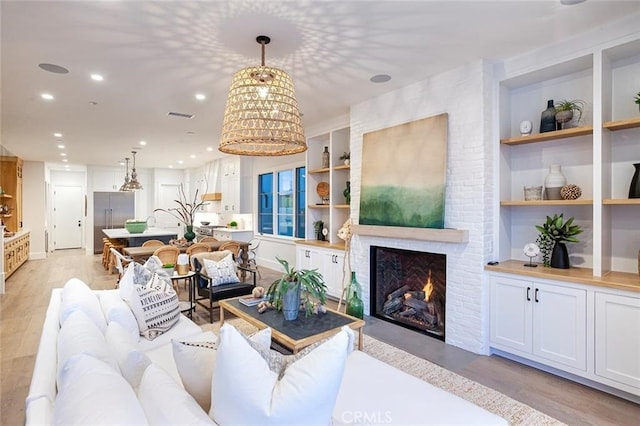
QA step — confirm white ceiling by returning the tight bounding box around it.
[2,1,639,170]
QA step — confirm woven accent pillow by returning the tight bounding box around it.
[127,271,180,340]
[203,253,240,286]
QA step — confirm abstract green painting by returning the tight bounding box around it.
[359,113,448,229]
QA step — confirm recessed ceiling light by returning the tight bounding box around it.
[139,140,147,146]
[178,160,184,165]
[41,93,54,100]
[370,74,391,83]
[60,153,67,157]
[168,165,174,169]
[118,161,125,166]
[38,63,69,74]
[89,101,98,106]
[62,159,68,163]
[195,93,206,101]
[57,144,65,149]
[53,132,63,138]
[206,147,213,152]
[190,154,196,159]
[90,74,104,81]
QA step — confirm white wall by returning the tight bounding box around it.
[23,161,47,259]
[349,60,496,354]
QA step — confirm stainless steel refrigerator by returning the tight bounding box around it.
[93,192,135,253]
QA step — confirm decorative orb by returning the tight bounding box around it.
[561,184,582,200]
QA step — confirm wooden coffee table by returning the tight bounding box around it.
[219,297,365,354]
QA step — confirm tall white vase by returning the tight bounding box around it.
[544,164,566,200]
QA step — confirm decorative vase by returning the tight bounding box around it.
[282,284,301,321]
[555,110,573,130]
[550,241,570,269]
[540,99,557,133]
[344,159,350,166]
[322,146,330,169]
[346,272,364,319]
[184,225,196,242]
[628,163,640,199]
[544,164,566,200]
[343,181,351,204]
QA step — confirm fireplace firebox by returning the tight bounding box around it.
[370,246,445,340]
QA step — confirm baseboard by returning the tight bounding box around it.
[29,251,47,260]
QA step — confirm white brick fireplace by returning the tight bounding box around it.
[348,59,495,355]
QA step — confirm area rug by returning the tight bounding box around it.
[202,319,564,426]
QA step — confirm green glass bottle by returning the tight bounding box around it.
[346,272,364,319]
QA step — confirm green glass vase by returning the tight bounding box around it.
[184,225,196,242]
[346,272,364,319]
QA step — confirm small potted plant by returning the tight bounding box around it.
[162,263,175,276]
[228,220,238,229]
[535,213,583,269]
[265,257,327,320]
[339,151,350,166]
[554,99,585,130]
[634,91,640,113]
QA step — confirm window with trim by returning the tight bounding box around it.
[258,166,305,237]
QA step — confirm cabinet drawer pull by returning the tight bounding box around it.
[526,287,531,301]
[534,288,539,303]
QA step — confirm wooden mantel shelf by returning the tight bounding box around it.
[352,224,468,243]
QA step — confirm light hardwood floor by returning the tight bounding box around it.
[1,249,638,425]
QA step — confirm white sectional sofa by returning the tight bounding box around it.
[26,283,507,425]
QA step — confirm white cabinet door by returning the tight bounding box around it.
[533,284,587,370]
[322,249,345,299]
[490,276,532,353]
[213,230,232,241]
[296,246,322,272]
[595,292,640,391]
[93,169,121,192]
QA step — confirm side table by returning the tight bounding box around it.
[170,271,196,319]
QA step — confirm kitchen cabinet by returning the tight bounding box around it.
[0,156,23,232]
[220,157,252,213]
[594,292,640,392]
[296,242,346,299]
[3,230,29,278]
[305,127,350,245]
[490,275,587,371]
[497,38,640,280]
[92,167,126,192]
[212,229,253,242]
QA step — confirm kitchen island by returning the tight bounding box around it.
[102,227,178,247]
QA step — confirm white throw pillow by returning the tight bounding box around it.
[121,264,180,341]
[138,364,215,425]
[210,324,352,425]
[57,310,119,386]
[59,278,107,333]
[105,322,151,390]
[203,253,240,286]
[99,290,139,342]
[172,328,271,411]
[54,354,147,425]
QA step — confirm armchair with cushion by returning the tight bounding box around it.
[190,251,256,322]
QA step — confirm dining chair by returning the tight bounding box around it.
[245,238,261,278]
[152,245,180,267]
[141,239,164,247]
[218,241,241,262]
[109,247,133,286]
[186,242,210,257]
[199,236,218,242]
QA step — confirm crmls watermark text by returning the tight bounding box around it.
[341,410,393,424]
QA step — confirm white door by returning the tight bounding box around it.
[156,184,182,232]
[53,185,83,249]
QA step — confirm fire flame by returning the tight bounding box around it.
[423,270,434,302]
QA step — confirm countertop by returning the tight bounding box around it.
[102,227,178,239]
[3,229,30,243]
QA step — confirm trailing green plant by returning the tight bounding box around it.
[535,213,583,244]
[554,99,585,122]
[266,257,327,317]
[635,91,640,105]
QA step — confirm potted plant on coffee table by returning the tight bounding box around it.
[266,257,327,320]
[535,213,583,269]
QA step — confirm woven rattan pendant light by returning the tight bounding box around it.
[219,35,306,156]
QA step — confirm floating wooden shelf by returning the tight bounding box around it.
[201,192,222,201]
[500,125,593,145]
[0,193,12,199]
[333,164,350,171]
[501,199,593,206]
[308,204,330,209]
[334,204,350,209]
[485,259,640,293]
[352,224,468,243]
[0,214,12,218]
[603,198,640,205]
[603,116,640,131]
[308,167,330,174]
